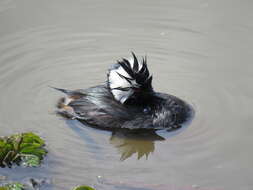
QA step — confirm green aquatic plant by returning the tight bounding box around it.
[0,132,47,168]
[72,185,95,190]
[0,183,25,190]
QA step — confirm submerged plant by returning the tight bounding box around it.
[0,132,47,168]
[72,186,95,190]
[0,183,25,190]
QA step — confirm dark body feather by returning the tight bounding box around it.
[56,84,192,130]
[54,53,193,130]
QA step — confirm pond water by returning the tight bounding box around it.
[0,0,253,190]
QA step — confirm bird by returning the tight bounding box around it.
[52,52,193,131]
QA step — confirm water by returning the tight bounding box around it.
[0,0,253,190]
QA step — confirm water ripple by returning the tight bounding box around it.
[0,12,250,188]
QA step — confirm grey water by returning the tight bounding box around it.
[0,0,253,190]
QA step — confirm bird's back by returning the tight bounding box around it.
[64,85,149,130]
[56,85,192,130]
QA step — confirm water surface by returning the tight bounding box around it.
[0,0,253,190]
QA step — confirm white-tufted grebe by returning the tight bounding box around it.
[53,53,193,130]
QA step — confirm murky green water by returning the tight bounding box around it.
[0,0,253,190]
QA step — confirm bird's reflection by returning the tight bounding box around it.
[110,129,165,161]
[66,120,184,161]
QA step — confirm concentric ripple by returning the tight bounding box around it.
[0,0,15,13]
[0,24,219,189]
[1,0,253,189]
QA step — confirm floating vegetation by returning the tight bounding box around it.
[72,186,95,190]
[0,183,25,190]
[0,178,51,190]
[0,132,94,190]
[0,132,47,168]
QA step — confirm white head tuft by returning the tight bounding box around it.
[107,52,153,104]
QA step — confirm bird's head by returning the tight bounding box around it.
[107,52,153,104]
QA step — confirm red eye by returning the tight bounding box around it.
[133,87,141,92]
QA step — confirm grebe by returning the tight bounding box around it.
[53,53,193,130]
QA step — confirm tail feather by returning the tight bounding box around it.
[49,86,72,95]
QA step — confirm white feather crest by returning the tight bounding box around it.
[107,54,149,104]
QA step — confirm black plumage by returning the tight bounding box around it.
[53,53,193,131]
